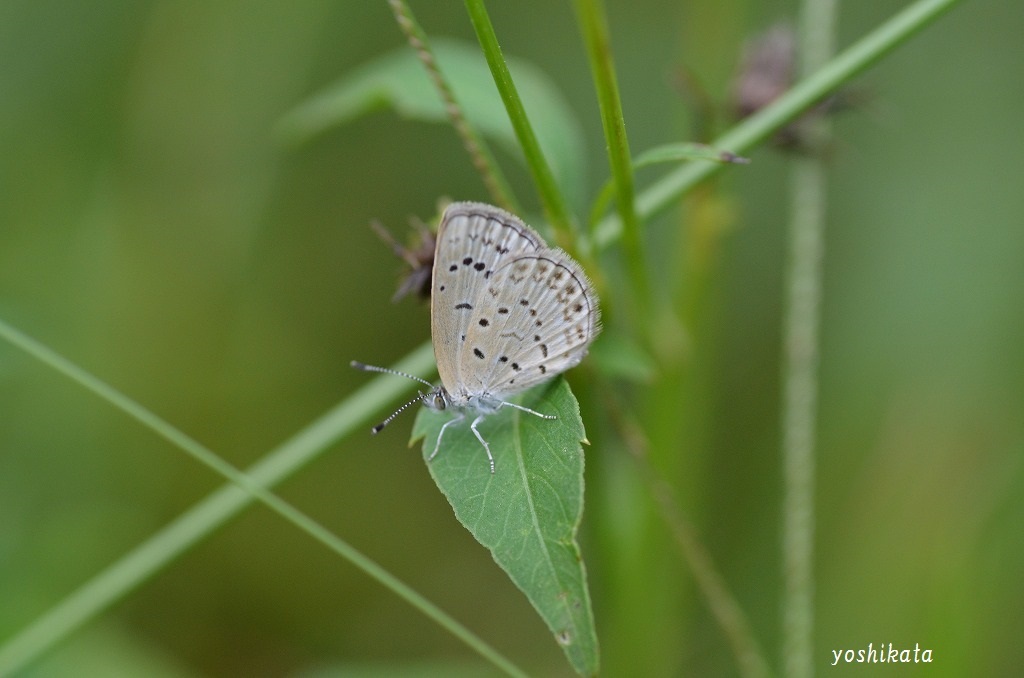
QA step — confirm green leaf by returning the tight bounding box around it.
[411,378,599,677]
[631,142,750,168]
[278,38,586,209]
[589,142,749,229]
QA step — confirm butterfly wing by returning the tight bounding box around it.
[431,202,544,400]
[459,249,601,397]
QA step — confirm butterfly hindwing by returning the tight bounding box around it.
[462,250,600,395]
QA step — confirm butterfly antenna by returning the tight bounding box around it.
[369,394,423,434]
[350,360,434,389]
[351,361,437,434]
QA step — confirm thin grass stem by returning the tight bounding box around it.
[388,0,520,213]
[0,325,527,678]
[780,1,837,676]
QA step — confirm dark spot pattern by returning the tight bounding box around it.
[478,318,489,327]
[473,347,485,359]
[455,302,472,310]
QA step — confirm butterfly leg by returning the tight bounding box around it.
[499,401,557,420]
[469,414,496,474]
[428,413,464,463]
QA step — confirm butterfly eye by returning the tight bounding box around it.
[433,393,447,410]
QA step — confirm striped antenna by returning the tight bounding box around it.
[350,361,433,433]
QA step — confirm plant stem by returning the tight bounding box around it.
[781,1,837,676]
[463,0,575,247]
[388,0,520,214]
[635,458,773,678]
[572,0,648,310]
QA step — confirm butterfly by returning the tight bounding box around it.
[354,202,600,473]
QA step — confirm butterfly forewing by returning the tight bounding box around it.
[431,202,545,398]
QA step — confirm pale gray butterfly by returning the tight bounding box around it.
[353,201,601,473]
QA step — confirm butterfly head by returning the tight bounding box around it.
[421,386,451,412]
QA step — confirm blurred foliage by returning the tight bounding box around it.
[278,38,586,213]
[2,1,1023,676]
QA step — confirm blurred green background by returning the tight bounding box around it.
[2,0,1022,676]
